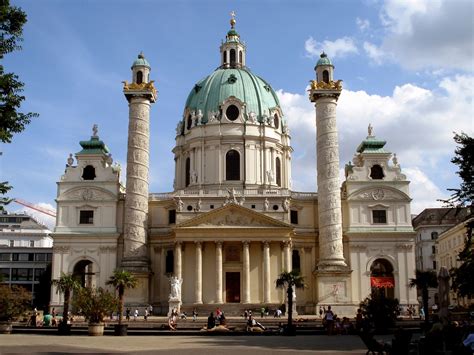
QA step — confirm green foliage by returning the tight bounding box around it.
[450,220,474,298]
[409,270,438,327]
[276,270,305,333]
[52,273,81,325]
[73,287,118,324]
[106,269,137,324]
[0,284,31,321]
[359,291,399,332]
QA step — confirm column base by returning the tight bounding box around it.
[120,258,150,273]
[314,268,354,317]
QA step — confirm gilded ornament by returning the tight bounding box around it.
[310,79,343,91]
[122,80,157,95]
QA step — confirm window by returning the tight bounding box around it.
[136,70,143,84]
[230,49,236,66]
[12,253,33,262]
[223,51,227,63]
[431,232,438,240]
[34,268,45,281]
[35,253,47,261]
[186,115,192,130]
[165,250,174,274]
[29,240,35,247]
[0,253,11,261]
[276,157,281,187]
[9,240,14,247]
[372,210,387,224]
[432,246,436,254]
[370,165,384,179]
[226,150,240,180]
[168,209,176,224]
[79,210,94,224]
[239,50,242,64]
[225,105,239,121]
[11,268,32,281]
[0,268,9,281]
[292,250,301,271]
[82,165,96,180]
[432,261,437,270]
[322,70,329,83]
[290,210,299,224]
[274,114,279,129]
[185,157,191,187]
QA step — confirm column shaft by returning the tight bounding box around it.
[284,242,292,272]
[242,241,250,303]
[263,242,271,303]
[216,242,223,303]
[195,242,202,304]
[174,242,182,280]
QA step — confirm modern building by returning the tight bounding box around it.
[50,17,417,315]
[436,214,473,307]
[0,211,53,304]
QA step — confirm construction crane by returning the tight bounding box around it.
[13,199,57,218]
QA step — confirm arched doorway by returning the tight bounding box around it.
[370,258,395,299]
[73,260,95,288]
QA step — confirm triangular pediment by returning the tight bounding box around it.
[177,203,292,229]
[347,186,410,202]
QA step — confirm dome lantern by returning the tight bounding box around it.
[314,52,334,84]
[220,11,246,69]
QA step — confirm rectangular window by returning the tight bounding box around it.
[372,210,387,224]
[168,210,176,225]
[79,210,94,224]
[11,268,32,281]
[432,261,437,270]
[432,246,436,254]
[35,253,47,261]
[29,240,35,247]
[0,253,11,261]
[0,268,10,281]
[290,210,299,224]
[34,268,45,281]
[9,240,14,247]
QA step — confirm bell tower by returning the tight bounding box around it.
[121,53,157,302]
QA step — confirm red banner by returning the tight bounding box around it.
[371,277,395,288]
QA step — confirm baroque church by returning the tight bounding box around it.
[50,16,417,316]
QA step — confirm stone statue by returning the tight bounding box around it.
[169,276,182,301]
[92,124,98,137]
[208,110,218,123]
[368,123,373,137]
[266,170,274,184]
[392,153,399,167]
[264,198,269,211]
[106,153,113,166]
[195,199,202,212]
[344,161,353,177]
[248,111,257,123]
[67,153,74,167]
[282,198,290,212]
[239,196,245,206]
[191,110,196,126]
[176,197,184,212]
[191,170,198,184]
[196,109,203,125]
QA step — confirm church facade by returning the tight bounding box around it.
[50,18,417,316]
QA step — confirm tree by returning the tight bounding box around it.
[51,273,81,330]
[73,287,118,324]
[0,284,31,321]
[444,133,474,298]
[0,0,39,198]
[106,269,137,325]
[359,291,399,333]
[409,270,438,328]
[275,270,305,335]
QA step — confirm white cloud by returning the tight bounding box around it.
[14,202,56,231]
[277,74,473,213]
[363,42,386,65]
[356,17,370,32]
[305,36,358,59]
[379,0,474,71]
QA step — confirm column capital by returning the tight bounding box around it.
[215,241,223,247]
[282,240,292,248]
[242,240,250,246]
[262,240,270,247]
[194,241,202,246]
[174,241,182,247]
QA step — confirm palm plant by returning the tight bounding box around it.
[52,272,81,328]
[409,269,438,329]
[106,269,137,325]
[276,270,305,334]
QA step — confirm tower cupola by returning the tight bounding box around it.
[220,11,246,68]
[315,52,334,84]
[131,52,151,84]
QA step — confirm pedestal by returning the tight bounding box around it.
[168,299,181,316]
[315,269,354,317]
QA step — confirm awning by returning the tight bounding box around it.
[371,276,395,288]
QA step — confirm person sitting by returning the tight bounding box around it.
[180,311,187,320]
[168,313,177,331]
[247,315,265,331]
[207,312,216,330]
[219,312,227,326]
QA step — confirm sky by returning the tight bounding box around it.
[1,0,473,229]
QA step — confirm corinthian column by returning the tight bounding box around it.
[263,241,271,303]
[216,241,223,303]
[195,241,203,304]
[242,241,250,303]
[174,242,182,280]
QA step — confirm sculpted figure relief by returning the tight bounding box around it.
[67,153,74,167]
[175,197,184,212]
[169,276,182,301]
[196,109,203,125]
[248,111,257,123]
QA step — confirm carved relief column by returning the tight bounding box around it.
[242,241,250,303]
[174,242,182,280]
[122,54,157,275]
[263,241,271,303]
[195,241,203,304]
[309,57,346,269]
[216,241,223,303]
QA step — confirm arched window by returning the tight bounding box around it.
[274,114,279,129]
[136,71,143,84]
[322,70,329,83]
[226,150,240,180]
[276,157,281,187]
[223,51,227,64]
[185,158,190,187]
[370,164,384,179]
[239,50,242,65]
[82,165,96,180]
[73,260,94,288]
[187,115,192,130]
[230,49,236,66]
[370,258,394,299]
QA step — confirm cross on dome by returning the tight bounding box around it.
[230,10,236,28]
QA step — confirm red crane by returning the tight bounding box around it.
[13,199,57,218]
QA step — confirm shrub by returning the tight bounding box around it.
[359,291,399,333]
[0,285,31,321]
[73,287,118,324]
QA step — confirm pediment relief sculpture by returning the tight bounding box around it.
[349,187,409,201]
[61,187,116,201]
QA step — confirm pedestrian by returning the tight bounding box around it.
[134,308,139,321]
[125,307,131,321]
[244,309,248,319]
[324,305,334,335]
[319,306,323,318]
[261,306,265,318]
[192,308,197,321]
[144,309,148,321]
[207,312,216,329]
[148,304,153,316]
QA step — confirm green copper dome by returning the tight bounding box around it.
[132,52,150,69]
[77,136,110,155]
[184,68,282,124]
[316,52,333,67]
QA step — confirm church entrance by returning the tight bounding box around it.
[226,272,240,303]
[370,258,395,299]
[73,260,95,288]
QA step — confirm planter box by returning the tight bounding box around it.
[0,321,12,334]
[88,323,105,336]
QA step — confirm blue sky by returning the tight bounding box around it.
[1,0,473,226]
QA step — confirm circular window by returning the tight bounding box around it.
[272,204,279,211]
[274,114,279,129]
[187,205,193,211]
[226,105,240,121]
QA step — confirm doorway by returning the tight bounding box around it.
[226,272,241,303]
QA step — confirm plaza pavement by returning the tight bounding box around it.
[0,333,392,354]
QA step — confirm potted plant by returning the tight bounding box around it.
[73,286,118,336]
[106,269,138,336]
[275,270,305,336]
[52,272,81,335]
[0,285,31,334]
